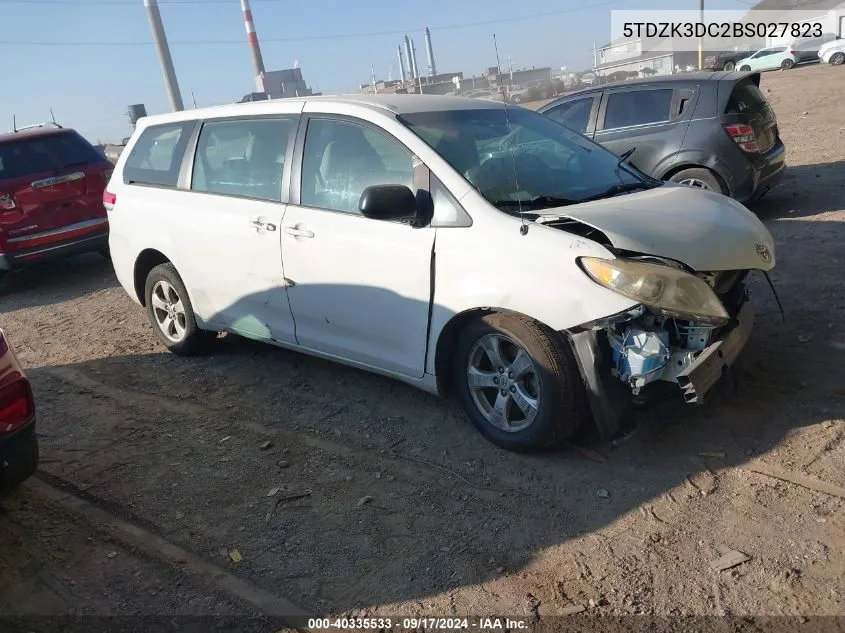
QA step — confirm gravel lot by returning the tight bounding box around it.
[1,63,844,624]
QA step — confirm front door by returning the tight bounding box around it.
[281,116,435,378]
[172,116,298,343]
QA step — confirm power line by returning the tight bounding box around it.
[0,3,617,46]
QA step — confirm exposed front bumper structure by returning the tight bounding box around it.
[676,299,753,403]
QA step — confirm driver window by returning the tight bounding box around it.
[300,118,415,214]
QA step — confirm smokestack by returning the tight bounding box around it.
[424,27,437,77]
[240,0,266,80]
[410,39,420,81]
[143,0,183,111]
[397,45,407,82]
[404,36,415,79]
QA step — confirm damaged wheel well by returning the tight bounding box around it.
[434,308,495,394]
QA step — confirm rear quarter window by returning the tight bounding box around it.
[123,122,195,187]
[0,131,102,181]
[725,81,769,114]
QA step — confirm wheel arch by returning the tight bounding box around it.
[133,248,172,306]
[433,306,557,394]
[661,163,730,195]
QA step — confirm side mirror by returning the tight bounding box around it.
[359,185,419,223]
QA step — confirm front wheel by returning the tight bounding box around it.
[830,52,845,65]
[723,61,736,71]
[781,59,795,69]
[739,65,751,72]
[453,313,587,452]
[144,263,211,355]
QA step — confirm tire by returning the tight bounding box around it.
[511,95,522,104]
[723,61,736,71]
[830,52,845,65]
[739,65,751,72]
[452,313,587,452]
[667,167,727,195]
[781,59,795,70]
[144,263,211,355]
[0,433,38,495]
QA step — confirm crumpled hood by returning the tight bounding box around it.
[540,184,776,272]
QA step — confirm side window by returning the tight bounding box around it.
[301,118,415,214]
[191,117,293,202]
[123,122,193,187]
[603,89,674,130]
[545,97,594,134]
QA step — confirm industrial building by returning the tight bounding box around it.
[258,68,316,99]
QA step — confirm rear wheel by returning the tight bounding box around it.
[668,167,726,195]
[739,65,751,72]
[723,61,736,71]
[781,58,795,69]
[453,313,586,452]
[144,263,211,355]
[830,52,845,65]
[0,433,38,495]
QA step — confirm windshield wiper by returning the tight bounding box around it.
[581,181,652,202]
[491,195,578,211]
[618,146,637,167]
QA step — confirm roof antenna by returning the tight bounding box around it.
[494,34,528,236]
[12,114,17,133]
[50,108,57,125]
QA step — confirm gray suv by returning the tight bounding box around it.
[537,71,786,202]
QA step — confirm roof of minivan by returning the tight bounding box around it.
[135,94,508,127]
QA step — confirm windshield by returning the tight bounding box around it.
[398,107,650,213]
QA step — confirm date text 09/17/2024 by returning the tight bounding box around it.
[307,617,530,630]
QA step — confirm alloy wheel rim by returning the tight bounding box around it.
[467,334,540,433]
[679,178,711,190]
[151,280,187,343]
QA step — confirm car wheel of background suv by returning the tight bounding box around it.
[723,61,736,71]
[781,59,795,69]
[668,168,726,195]
[144,263,213,356]
[831,52,845,65]
[452,313,587,452]
[740,65,751,71]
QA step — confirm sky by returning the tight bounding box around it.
[0,0,756,143]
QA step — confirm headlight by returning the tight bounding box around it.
[579,257,729,324]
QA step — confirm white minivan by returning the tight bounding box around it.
[105,95,776,452]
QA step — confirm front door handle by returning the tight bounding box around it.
[285,226,315,238]
[249,219,277,231]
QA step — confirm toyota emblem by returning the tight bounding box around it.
[755,242,771,263]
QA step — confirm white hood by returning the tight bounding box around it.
[540,184,776,272]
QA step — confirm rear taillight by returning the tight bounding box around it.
[103,190,116,209]
[0,379,34,433]
[0,193,15,211]
[790,50,797,56]
[725,124,758,152]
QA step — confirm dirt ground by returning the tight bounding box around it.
[1,63,844,628]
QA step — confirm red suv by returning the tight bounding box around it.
[0,327,37,493]
[0,122,112,275]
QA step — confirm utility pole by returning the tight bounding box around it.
[698,0,704,70]
[143,0,184,111]
[371,64,378,93]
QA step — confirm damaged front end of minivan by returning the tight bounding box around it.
[536,191,777,439]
